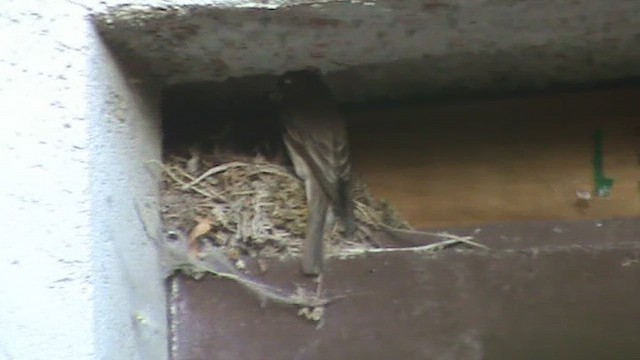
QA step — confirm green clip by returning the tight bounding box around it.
[593,129,614,197]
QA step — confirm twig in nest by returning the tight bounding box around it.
[164,227,328,306]
[340,237,487,256]
[147,160,190,186]
[379,224,489,249]
[147,160,224,200]
[175,244,350,308]
[182,161,300,190]
[134,200,344,308]
[351,197,488,253]
[189,249,344,308]
[339,203,489,256]
[183,162,252,189]
[246,167,300,181]
[380,225,453,239]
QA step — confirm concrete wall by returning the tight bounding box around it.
[87,42,166,359]
[0,0,638,359]
[0,2,97,359]
[1,1,166,359]
[95,0,640,102]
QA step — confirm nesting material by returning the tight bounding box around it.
[150,150,486,314]
[156,151,411,263]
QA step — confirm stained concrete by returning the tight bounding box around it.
[170,218,640,360]
[94,0,640,101]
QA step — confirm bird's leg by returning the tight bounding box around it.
[326,207,336,235]
[339,178,356,238]
[302,178,329,276]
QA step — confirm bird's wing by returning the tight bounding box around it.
[277,70,355,234]
[282,108,351,207]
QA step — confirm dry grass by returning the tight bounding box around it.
[149,150,486,313]
[154,151,411,263]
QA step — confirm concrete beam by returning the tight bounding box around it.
[94,0,640,101]
[170,218,640,359]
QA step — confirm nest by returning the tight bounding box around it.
[156,150,411,263]
[148,149,486,315]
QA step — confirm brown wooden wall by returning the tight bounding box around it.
[347,88,640,228]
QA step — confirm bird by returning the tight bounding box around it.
[275,70,356,275]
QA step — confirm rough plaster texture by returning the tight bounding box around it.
[87,43,167,359]
[94,0,640,101]
[1,0,167,359]
[1,0,639,359]
[0,2,96,359]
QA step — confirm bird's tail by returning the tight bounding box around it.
[337,179,357,237]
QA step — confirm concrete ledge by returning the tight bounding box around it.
[170,218,640,359]
[94,0,640,101]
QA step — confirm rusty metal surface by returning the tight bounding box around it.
[170,218,640,360]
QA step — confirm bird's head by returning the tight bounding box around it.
[273,69,326,102]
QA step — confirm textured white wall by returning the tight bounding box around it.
[87,39,167,360]
[0,1,96,359]
[0,1,166,359]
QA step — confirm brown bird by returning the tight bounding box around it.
[276,70,356,275]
